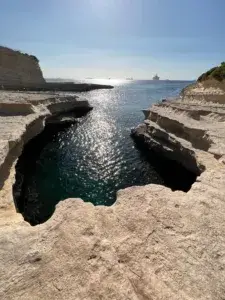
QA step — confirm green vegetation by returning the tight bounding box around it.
[17,51,39,62]
[198,62,225,82]
[29,55,39,62]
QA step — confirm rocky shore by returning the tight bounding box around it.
[1,51,225,299]
[0,91,92,212]
[132,78,225,173]
[0,83,224,300]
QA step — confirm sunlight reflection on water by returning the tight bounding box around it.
[18,80,192,223]
[78,78,129,86]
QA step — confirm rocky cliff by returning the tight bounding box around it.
[129,74,225,299]
[0,91,92,205]
[0,46,45,87]
[1,68,225,299]
[0,46,113,91]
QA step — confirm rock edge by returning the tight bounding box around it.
[1,83,225,299]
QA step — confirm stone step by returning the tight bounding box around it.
[161,103,225,121]
[139,121,203,174]
[145,120,193,150]
[147,108,212,151]
[147,104,225,159]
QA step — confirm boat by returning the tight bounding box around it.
[126,77,133,80]
[153,74,160,80]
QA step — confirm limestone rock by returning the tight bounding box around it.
[1,176,225,299]
[1,79,225,299]
[0,46,45,87]
[132,91,225,174]
[0,91,92,203]
[0,46,113,92]
[181,79,225,103]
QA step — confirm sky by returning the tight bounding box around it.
[0,0,224,80]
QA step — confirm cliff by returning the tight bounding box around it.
[0,46,45,87]
[0,46,113,91]
[0,91,92,203]
[129,69,225,299]
[1,66,225,299]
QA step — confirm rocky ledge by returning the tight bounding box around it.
[1,78,225,299]
[130,78,225,299]
[0,91,92,211]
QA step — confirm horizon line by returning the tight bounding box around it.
[45,77,195,81]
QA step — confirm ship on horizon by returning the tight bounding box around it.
[153,74,160,80]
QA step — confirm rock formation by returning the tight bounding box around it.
[0,46,45,87]
[1,62,225,299]
[132,77,225,173]
[0,91,92,197]
[0,46,113,91]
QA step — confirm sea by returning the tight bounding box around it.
[15,79,193,224]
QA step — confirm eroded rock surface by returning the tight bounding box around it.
[132,87,225,174]
[0,91,92,213]
[0,46,113,92]
[129,82,225,299]
[0,46,45,87]
[1,177,225,300]
[1,80,225,299]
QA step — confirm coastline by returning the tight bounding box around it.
[0,46,225,299]
[0,91,93,214]
[1,81,225,299]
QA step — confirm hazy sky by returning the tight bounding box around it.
[0,0,224,80]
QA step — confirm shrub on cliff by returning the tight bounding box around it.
[29,55,39,62]
[198,62,225,82]
[13,49,39,62]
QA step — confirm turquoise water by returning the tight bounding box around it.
[15,80,193,225]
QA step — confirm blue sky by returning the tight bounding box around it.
[0,0,224,80]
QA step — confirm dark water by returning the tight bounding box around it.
[14,80,194,225]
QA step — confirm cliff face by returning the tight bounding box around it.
[0,91,92,204]
[181,79,225,103]
[0,46,114,91]
[0,46,45,87]
[132,72,225,173]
